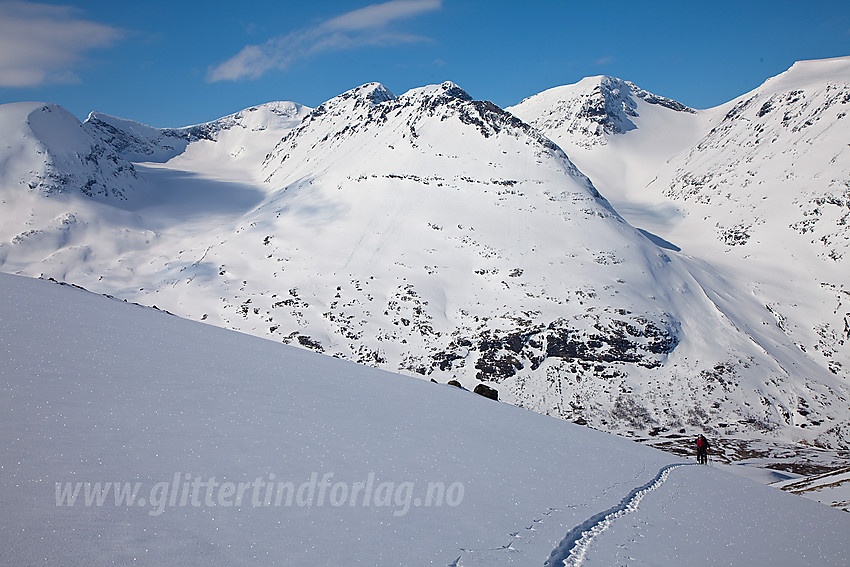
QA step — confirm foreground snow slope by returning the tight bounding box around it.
[1,272,848,566]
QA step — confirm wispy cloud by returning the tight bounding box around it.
[595,55,615,66]
[0,1,123,87]
[208,0,442,82]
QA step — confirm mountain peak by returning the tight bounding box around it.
[400,81,473,102]
[352,82,397,105]
[263,79,583,187]
[508,75,693,147]
[299,82,396,127]
[329,82,396,107]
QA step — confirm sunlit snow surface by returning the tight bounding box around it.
[1,272,848,566]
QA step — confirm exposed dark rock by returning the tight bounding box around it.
[473,383,499,401]
[475,350,522,381]
[294,334,324,352]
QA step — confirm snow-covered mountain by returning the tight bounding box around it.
[1,59,849,451]
[659,58,850,382]
[2,271,848,566]
[510,56,850,444]
[507,74,710,225]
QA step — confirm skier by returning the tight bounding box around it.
[696,434,710,464]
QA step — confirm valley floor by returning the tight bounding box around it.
[640,435,850,512]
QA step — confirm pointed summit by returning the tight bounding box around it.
[306,82,395,121]
[400,81,472,102]
[355,82,397,104]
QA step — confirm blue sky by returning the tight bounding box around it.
[1,0,848,127]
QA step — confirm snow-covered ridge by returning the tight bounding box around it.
[756,55,850,96]
[398,80,472,102]
[0,102,138,199]
[264,80,593,192]
[85,100,310,164]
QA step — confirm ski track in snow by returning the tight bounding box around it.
[543,463,691,567]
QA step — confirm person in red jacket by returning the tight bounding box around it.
[696,434,710,464]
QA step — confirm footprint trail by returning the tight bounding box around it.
[544,463,691,567]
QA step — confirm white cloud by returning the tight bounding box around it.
[208,0,441,83]
[595,55,615,66]
[0,1,123,87]
[321,0,440,31]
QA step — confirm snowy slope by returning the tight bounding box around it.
[1,68,849,450]
[0,103,153,276]
[0,98,310,283]
[1,271,848,566]
[656,57,850,384]
[510,60,850,376]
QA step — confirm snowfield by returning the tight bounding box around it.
[1,271,848,566]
